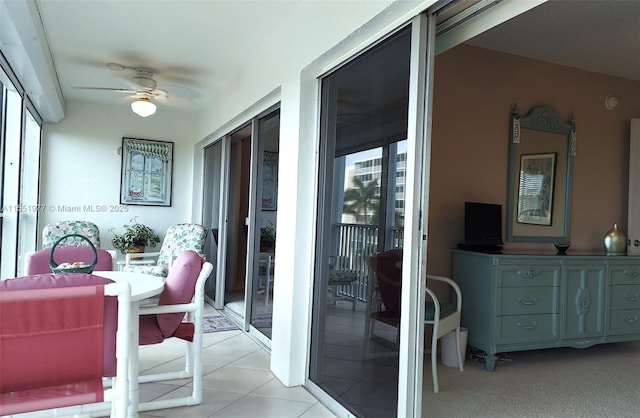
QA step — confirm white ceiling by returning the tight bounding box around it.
[33,0,639,116]
[35,0,310,112]
[35,0,391,114]
[466,0,640,82]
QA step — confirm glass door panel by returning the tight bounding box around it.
[16,109,41,275]
[1,86,24,278]
[203,139,226,307]
[310,26,411,418]
[202,106,280,340]
[249,108,280,340]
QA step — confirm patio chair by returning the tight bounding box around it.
[363,249,403,353]
[23,244,115,275]
[42,220,101,248]
[123,223,207,277]
[0,274,131,417]
[137,250,213,411]
[363,249,464,393]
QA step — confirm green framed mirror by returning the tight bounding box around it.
[506,105,576,242]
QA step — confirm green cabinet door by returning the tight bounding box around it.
[563,265,606,339]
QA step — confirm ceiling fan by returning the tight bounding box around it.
[76,63,183,117]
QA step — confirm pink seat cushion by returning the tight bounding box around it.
[139,315,164,345]
[139,250,204,345]
[24,246,113,275]
[0,273,118,377]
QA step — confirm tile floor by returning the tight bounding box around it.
[136,304,337,418]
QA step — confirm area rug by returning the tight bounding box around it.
[250,314,272,329]
[201,315,239,333]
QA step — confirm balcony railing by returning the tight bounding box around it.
[332,223,403,303]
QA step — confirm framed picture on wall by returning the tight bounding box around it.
[120,137,173,206]
[262,152,278,210]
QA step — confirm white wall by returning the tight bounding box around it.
[40,100,198,255]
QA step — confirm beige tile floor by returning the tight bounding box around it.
[137,305,337,418]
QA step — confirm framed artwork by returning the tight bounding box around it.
[120,137,173,206]
[262,152,278,210]
[517,152,556,226]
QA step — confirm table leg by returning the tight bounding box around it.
[128,302,140,417]
[265,256,272,307]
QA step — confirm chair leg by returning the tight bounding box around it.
[362,316,373,358]
[350,282,357,311]
[431,333,439,393]
[455,327,464,372]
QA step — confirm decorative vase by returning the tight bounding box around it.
[553,241,570,255]
[603,223,627,255]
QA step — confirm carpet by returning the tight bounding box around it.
[201,315,239,333]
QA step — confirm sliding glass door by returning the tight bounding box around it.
[201,106,280,342]
[307,1,549,414]
[248,108,280,339]
[310,26,414,418]
[203,139,227,308]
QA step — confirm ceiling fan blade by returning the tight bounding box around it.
[160,84,200,100]
[150,88,169,99]
[74,87,137,94]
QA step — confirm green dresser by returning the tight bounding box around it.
[452,249,640,370]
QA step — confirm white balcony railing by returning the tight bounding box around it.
[332,223,403,302]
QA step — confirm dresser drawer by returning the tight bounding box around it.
[609,285,640,310]
[498,266,559,287]
[608,309,640,335]
[500,287,558,315]
[498,314,558,343]
[610,267,640,285]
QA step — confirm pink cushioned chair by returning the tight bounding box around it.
[137,250,213,412]
[23,246,115,275]
[0,273,131,417]
[363,249,464,393]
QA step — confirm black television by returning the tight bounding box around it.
[460,201,504,251]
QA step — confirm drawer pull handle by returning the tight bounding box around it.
[624,269,640,277]
[623,315,639,324]
[518,297,538,305]
[624,294,639,302]
[517,268,539,279]
[517,321,538,330]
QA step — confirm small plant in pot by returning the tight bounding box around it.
[110,217,161,255]
[260,222,276,252]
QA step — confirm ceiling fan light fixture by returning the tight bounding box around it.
[131,97,156,117]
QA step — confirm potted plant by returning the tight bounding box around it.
[110,217,161,255]
[260,222,276,252]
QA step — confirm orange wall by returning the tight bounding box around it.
[427,44,640,276]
